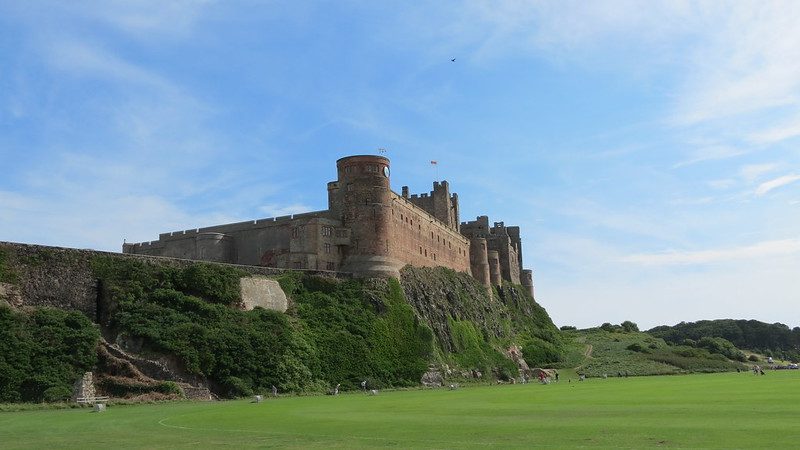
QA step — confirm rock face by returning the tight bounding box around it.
[400,266,551,352]
[420,367,444,387]
[0,282,21,307]
[240,277,288,312]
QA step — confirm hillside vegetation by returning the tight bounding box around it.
[0,306,99,402]
[0,253,565,402]
[560,326,747,377]
[648,319,800,362]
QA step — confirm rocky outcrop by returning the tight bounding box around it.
[97,339,214,400]
[400,266,550,352]
[420,366,444,387]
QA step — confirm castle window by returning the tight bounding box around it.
[321,226,332,237]
[365,165,377,173]
[449,241,452,249]
[433,253,436,261]
[326,262,335,270]
[347,184,354,192]
[424,249,427,257]
[324,243,331,254]
[345,166,352,174]
[419,246,423,255]
[430,231,434,239]
[437,235,440,243]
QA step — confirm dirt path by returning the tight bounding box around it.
[584,344,593,358]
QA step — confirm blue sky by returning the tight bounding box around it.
[1,1,798,329]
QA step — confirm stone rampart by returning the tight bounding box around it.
[0,241,349,321]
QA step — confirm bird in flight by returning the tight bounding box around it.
[451,58,456,62]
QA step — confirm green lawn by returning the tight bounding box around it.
[2,371,798,449]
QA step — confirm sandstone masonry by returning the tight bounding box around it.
[124,155,535,296]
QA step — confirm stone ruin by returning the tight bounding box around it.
[72,372,96,402]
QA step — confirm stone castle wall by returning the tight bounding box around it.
[388,191,470,273]
[0,241,347,321]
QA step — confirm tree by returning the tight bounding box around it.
[621,321,639,333]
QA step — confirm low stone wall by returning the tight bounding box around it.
[0,241,350,321]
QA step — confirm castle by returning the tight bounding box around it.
[123,155,534,296]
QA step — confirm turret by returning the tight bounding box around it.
[469,237,490,286]
[521,269,534,299]
[488,250,502,286]
[336,155,402,278]
[195,232,235,263]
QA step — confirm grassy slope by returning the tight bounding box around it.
[1,371,799,448]
[562,328,746,377]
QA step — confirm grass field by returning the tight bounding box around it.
[2,371,798,449]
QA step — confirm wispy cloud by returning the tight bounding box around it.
[45,40,173,90]
[622,238,800,266]
[748,114,800,145]
[672,144,746,168]
[755,174,800,196]
[740,163,779,183]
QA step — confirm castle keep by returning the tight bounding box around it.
[123,155,534,296]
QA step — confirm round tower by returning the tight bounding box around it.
[336,155,402,278]
[195,232,235,263]
[488,250,502,286]
[521,269,534,299]
[469,237,490,286]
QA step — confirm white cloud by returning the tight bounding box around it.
[622,238,800,266]
[748,114,800,145]
[755,174,800,196]
[672,144,746,168]
[740,163,779,183]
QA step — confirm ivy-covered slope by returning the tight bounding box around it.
[0,306,99,402]
[91,257,435,397]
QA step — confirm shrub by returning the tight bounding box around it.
[42,386,72,402]
[748,354,760,362]
[0,306,99,403]
[627,343,648,353]
[560,325,577,331]
[621,321,639,333]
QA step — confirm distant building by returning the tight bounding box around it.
[124,155,534,296]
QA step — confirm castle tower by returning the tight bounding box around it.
[335,155,402,278]
[521,269,534,299]
[195,232,235,263]
[488,250,502,286]
[469,237,490,286]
